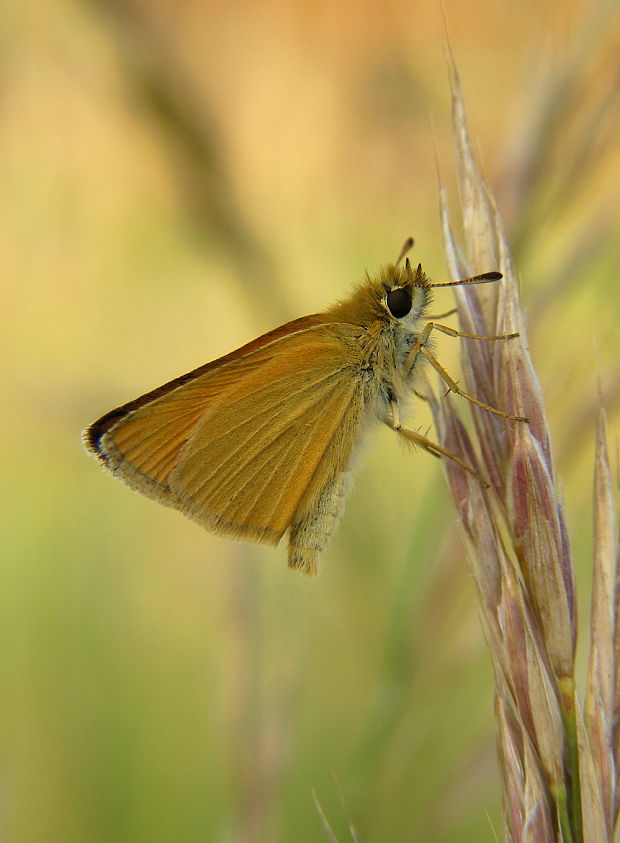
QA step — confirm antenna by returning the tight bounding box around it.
[395,237,414,266]
[429,271,502,288]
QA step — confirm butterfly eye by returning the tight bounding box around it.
[386,288,412,318]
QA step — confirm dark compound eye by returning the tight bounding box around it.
[386,287,412,318]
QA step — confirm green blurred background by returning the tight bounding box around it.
[3,1,619,840]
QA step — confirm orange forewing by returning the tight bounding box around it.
[85,317,366,545]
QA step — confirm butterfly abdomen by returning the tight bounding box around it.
[288,472,350,575]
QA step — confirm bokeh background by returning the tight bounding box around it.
[3,0,620,840]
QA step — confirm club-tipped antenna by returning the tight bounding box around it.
[429,270,502,288]
[396,237,414,266]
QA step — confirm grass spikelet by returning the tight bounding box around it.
[427,47,619,842]
[582,403,618,837]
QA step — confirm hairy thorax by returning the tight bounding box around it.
[352,320,432,424]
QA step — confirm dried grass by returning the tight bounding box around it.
[427,51,619,843]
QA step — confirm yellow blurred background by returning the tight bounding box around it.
[3,0,619,840]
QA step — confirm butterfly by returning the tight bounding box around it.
[84,239,524,574]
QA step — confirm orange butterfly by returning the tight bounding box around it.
[85,240,524,574]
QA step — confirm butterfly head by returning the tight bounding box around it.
[325,258,432,330]
[378,260,432,328]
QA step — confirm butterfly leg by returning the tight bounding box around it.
[405,322,527,422]
[384,415,488,485]
[419,345,527,421]
[288,473,349,576]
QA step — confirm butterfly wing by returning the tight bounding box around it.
[85,316,326,498]
[86,318,367,548]
[170,338,365,544]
